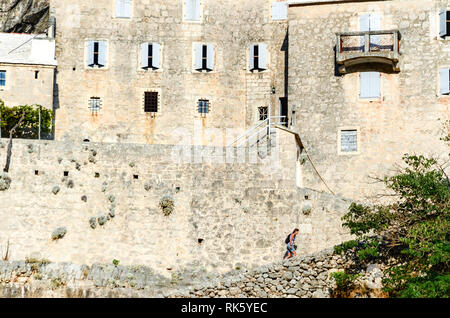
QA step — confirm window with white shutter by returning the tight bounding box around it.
[185,0,201,21]
[141,42,161,70]
[440,68,450,95]
[87,41,107,68]
[249,43,268,72]
[360,72,380,99]
[272,2,287,21]
[116,0,131,18]
[194,43,214,72]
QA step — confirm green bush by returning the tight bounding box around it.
[331,271,360,297]
[340,154,450,298]
[334,240,358,254]
[0,99,53,139]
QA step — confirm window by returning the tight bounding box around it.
[88,97,102,114]
[141,42,161,69]
[116,0,131,18]
[86,41,107,68]
[185,0,200,21]
[194,44,214,71]
[440,68,450,95]
[249,43,268,72]
[35,71,39,79]
[272,2,287,21]
[0,71,5,87]
[144,92,158,113]
[198,99,209,115]
[360,72,381,99]
[340,130,358,153]
[258,107,268,121]
[439,10,450,38]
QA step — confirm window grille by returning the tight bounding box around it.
[88,97,102,114]
[258,106,268,121]
[144,92,158,113]
[198,99,210,115]
[341,130,358,153]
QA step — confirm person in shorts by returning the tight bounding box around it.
[284,228,299,260]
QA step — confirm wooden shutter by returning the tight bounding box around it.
[258,43,268,70]
[98,41,107,66]
[272,2,287,21]
[360,72,380,99]
[440,68,450,95]
[186,0,200,20]
[194,0,200,20]
[249,45,255,70]
[206,44,214,70]
[141,42,149,68]
[370,13,381,46]
[152,42,161,69]
[86,41,94,66]
[115,0,123,17]
[194,43,203,70]
[123,0,131,18]
[440,10,447,38]
[116,0,131,18]
[144,92,158,112]
[185,0,193,20]
[360,14,370,48]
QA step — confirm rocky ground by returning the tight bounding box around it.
[0,247,388,298]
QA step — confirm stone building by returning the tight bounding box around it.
[51,0,289,145]
[27,0,448,199]
[0,32,57,114]
[287,0,449,199]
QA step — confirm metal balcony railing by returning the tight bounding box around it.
[336,30,400,74]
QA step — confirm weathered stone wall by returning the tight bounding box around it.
[51,0,288,145]
[0,134,352,276]
[0,63,55,111]
[288,0,450,200]
[0,248,386,298]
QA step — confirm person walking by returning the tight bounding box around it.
[283,228,299,260]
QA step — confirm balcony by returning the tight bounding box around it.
[336,30,400,74]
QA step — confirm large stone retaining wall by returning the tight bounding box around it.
[0,134,352,276]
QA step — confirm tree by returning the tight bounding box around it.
[0,99,53,139]
[336,153,449,298]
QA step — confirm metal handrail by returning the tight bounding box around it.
[236,125,269,147]
[228,118,269,147]
[228,113,287,147]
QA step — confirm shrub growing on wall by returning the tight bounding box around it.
[0,99,53,139]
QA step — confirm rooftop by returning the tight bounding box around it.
[0,33,57,67]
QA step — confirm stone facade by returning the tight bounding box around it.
[288,0,450,199]
[51,0,288,145]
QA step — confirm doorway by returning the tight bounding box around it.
[279,97,288,127]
